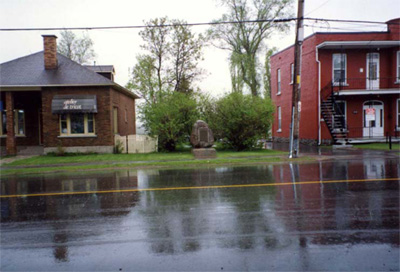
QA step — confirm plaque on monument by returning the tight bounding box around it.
[190,120,216,159]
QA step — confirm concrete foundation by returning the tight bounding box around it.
[44,145,114,154]
[192,148,217,159]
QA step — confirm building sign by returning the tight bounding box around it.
[365,108,376,122]
[63,99,82,110]
[51,95,97,114]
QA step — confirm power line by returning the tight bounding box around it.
[0,17,397,32]
[0,18,296,32]
[305,17,399,25]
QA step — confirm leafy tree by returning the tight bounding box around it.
[263,47,278,97]
[140,91,200,151]
[169,19,205,93]
[127,17,206,102]
[57,30,96,64]
[209,92,274,150]
[209,0,293,96]
[137,17,171,95]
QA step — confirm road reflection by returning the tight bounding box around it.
[0,158,399,270]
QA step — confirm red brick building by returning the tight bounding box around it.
[0,35,139,155]
[271,18,400,145]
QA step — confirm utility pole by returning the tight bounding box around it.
[289,0,304,159]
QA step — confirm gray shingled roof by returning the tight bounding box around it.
[0,51,114,86]
[84,65,115,73]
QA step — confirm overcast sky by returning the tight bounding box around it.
[0,0,398,97]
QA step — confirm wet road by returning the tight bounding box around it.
[1,151,399,271]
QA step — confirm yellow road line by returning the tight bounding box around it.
[1,177,399,199]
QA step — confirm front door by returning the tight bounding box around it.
[366,53,379,90]
[363,101,384,137]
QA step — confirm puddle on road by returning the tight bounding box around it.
[1,158,399,271]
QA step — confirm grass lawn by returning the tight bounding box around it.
[0,149,305,176]
[4,149,285,167]
[353,143,400,151]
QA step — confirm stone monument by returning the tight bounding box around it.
[190,120,216,159]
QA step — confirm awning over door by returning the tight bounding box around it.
[51,95,97,114]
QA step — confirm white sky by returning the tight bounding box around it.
[0,0,398,97]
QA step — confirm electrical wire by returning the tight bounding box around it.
[0,17,397,32]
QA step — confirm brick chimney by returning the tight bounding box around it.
[386,18,400,40]
[42,35,58,70]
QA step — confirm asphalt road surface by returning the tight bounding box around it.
[1,152,399,271]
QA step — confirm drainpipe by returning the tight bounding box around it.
[316,45,322,145]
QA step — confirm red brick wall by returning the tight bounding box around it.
[271,35,319,142]
[271,27,400,143]
[41,86,113,148]
[111,89,136,136]
[271,45,294,140]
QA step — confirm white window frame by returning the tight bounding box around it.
[277,106,282,132]
[59,113,95,136]
[0,109,6,136]
[396,51,400,83]
[277,69,281,95]
[14,109,25,136]
[397,99,400,130]
[290,63,294,85]
[332,53,347,86]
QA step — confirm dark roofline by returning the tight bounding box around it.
[271,30,391,58]
[1,83,140,99]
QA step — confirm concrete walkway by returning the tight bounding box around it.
[0,155,38,166]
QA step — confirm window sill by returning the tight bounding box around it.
[394,81,400,85]
[332,83,349,87]
[58,135,97,138]
[0,135,26,138]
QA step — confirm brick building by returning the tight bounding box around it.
[271,18,400,145]
[0,35,139,155]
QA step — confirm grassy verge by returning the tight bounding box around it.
[0,155,315,176]
[0,149,316,176]
[352,143,400,151]
[4,149,285,167]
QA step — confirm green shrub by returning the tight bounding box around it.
[114,139,124,154]
[140,91,200,151]
[208,92,274,151]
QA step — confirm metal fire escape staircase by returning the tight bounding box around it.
[321,81,348,144]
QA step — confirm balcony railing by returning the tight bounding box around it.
[332,77,399,92]
[321,77,399,100]
[344,127,400,139]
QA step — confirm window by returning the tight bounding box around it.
[397,99,400,129]
[14,109,25,136]
[59,113,95,136]
[277,69,281,95]
[397,51,400,82]
[332,53,347,85]
[277,106,282,132]
[290,63,294,84]
[113,107,118,134]
[0,109,6,135]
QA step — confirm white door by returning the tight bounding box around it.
[363,101,384,137]
[366,53,379,90]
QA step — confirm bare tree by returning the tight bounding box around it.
[127,17,206,103]
[57,30,96,64]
